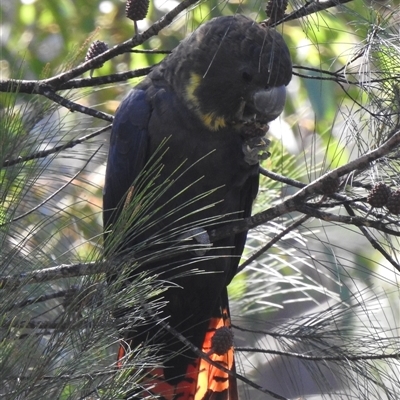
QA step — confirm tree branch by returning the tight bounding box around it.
[32,0,197,90]
[0,67,153,94]
[0,0,198,93]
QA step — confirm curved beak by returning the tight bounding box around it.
[252,85,287,122]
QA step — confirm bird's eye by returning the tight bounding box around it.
[242,71,253,82]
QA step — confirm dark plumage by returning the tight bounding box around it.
[103,14,292,399]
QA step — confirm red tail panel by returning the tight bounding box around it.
[117,308,238,400]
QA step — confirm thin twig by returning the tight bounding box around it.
[2,125,110,168]
[3,287,79,311]
[260,166,304,188]
[58,67,153,90]
[235,347,400,362]
[237,215,310,273]
[0,261,104,289]
[344,204,400,272]
[41,89,113,122]
[266,0,355,27]
[297,204,400,238]
[1,318,71,330]
[129,49,171,54]
[232,323,313,340]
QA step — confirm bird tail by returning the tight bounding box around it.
[117,298,238,400]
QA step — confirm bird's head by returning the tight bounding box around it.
[162,15,292,131]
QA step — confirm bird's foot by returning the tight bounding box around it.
[241,121,271,165]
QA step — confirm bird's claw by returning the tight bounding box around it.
[242,135,271,165]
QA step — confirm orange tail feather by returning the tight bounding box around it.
[117,308,238,400]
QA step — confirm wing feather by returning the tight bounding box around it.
[103,89,151,246]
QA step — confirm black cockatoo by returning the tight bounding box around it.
[103,14,292,400]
